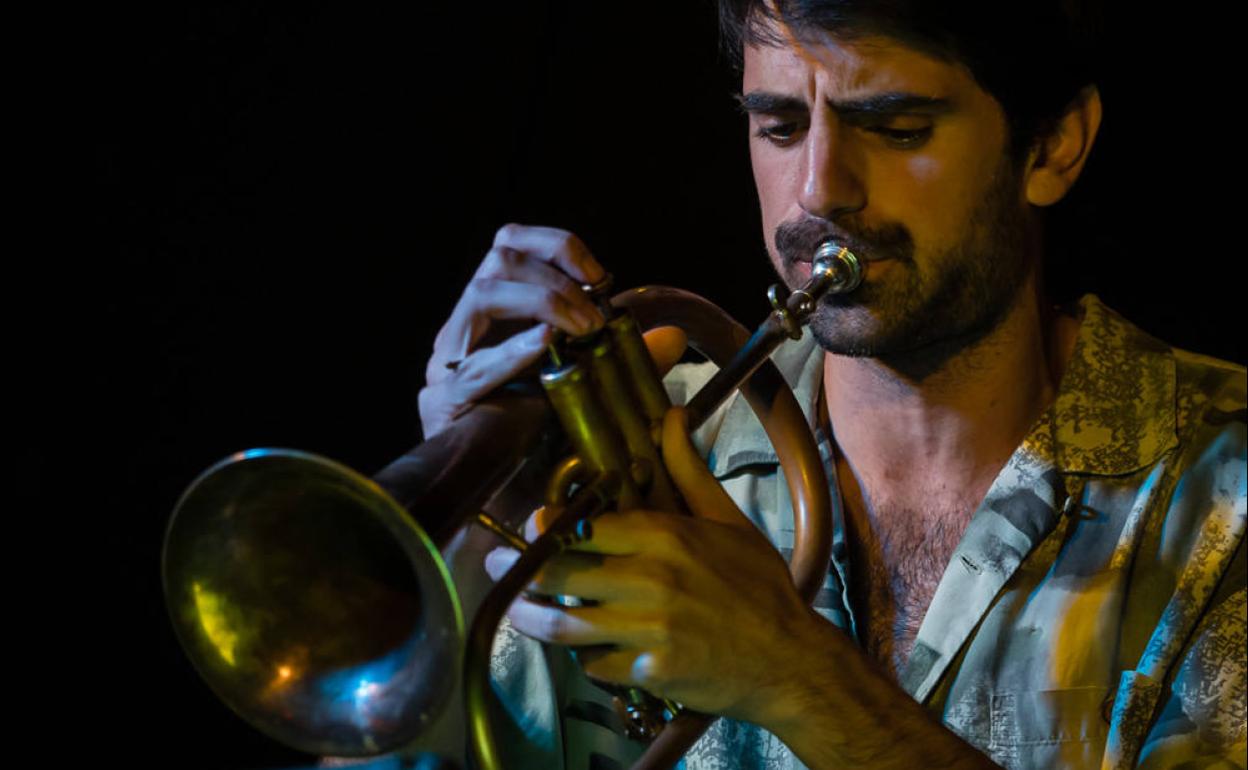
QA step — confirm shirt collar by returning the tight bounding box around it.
[1029,294,1178,476]
[706,294,1178,479]
[706,329,823,478]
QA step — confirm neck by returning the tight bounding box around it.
[822,278,1080,510]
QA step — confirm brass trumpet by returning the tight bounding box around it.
[163,240,862,769]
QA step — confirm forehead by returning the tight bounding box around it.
[742,27,981,103]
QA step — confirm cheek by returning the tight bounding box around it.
[749,146,791,243]
[884,154,943,215]
[879,154,977,256]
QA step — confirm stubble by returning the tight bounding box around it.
[772,154,1034,381]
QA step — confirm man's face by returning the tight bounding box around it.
[742,26,1037,364]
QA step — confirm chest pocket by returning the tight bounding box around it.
[987,687,1110,769]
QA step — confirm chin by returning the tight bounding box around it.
[807,303,899,357]
[808,281,1027,382]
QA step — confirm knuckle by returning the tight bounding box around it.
[481,246,522,278]
[559,229,585,253]
[655,563,685,600]
[633,650,670,688]
[498,247,523,269]
[458,363,488,392]
[537,287,565,315]
[652,611,676,645]
[636,562,679,603]
[494,222,524,245]
[417,383,448,416]
[478,248,503,278]
[466,276,498,300]
[553,272,581,296]
[652,522,687,555]
[421,352,439,380]
[417,387,434,423]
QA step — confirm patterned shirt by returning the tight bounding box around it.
[473,295,1246,770]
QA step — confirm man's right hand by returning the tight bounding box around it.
[418,224,608,439]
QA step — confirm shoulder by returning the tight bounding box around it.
[1131,322,1245,580]
[1164,342,1245,515]
[1057,298,1243,612]
[1073,304,1246,763]
[1070,296,1244,473]
[1171,345,1247,441]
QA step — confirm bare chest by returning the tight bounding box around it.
[846,504,972,681]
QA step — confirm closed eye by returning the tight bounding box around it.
[866,125,933,149]
[753,121,806,147]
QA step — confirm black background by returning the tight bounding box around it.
[78,4,1241,768]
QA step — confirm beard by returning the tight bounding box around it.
[772,154,1034,380]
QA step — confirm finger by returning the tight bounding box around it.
[425,293,553,384]
[492,224,606,284]
[454,278,597,345]
[506,598,661,647]
[484,546,520,582]
[438,323,552,404]
[427,280,592,382]
[662,406,753,529]
[486,547,603,585]
[476,246,604,329]
[577,647,645,688]
[531,506,560,541]
[566,509,687,558]
[642,326,688,378]
[485,547,658,603]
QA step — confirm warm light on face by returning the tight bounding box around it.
[741,25,1032,364]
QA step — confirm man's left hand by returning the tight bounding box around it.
[483,406,824,728]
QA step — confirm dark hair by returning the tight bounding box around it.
[717,0,1102,162]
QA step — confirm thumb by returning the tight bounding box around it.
[642,326,688,378]
[660,406,752,530]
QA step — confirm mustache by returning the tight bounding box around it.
[774,218,915,268]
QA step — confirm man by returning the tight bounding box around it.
[417,1,1246,768]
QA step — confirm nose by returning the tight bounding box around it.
[798,113,866,221]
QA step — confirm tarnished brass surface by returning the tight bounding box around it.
[164,449,463,756]
[162,243,862,770]
[541,359,642,510]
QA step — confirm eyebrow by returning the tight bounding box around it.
[735,90,953,117]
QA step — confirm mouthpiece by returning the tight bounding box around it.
[811,239,863,296]
[765,239,862,340]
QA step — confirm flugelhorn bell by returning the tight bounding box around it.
[163,239,863,769]
[163,448,464,756]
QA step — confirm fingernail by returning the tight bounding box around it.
[575,519,593,542]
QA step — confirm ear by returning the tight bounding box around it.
[1024,85,1102,207]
